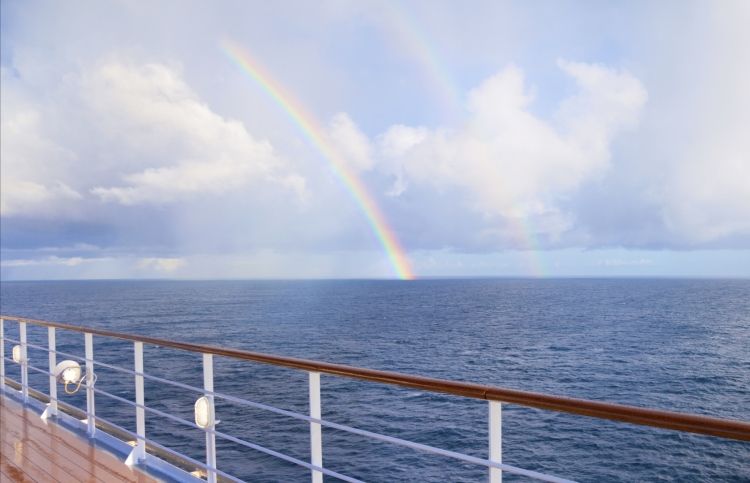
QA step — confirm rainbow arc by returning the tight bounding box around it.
[221,40,415,280]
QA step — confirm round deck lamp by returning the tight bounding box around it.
[53,360,89,394]
[11,345,25,363]
[194,396,214,429]
[54,360,82,384]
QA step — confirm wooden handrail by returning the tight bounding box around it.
[2,314,749,441]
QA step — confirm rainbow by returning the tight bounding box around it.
[381,7,547,277]
[381,2,461,117]
[221,39,415,280]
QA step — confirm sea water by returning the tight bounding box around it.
[1,279,748,482]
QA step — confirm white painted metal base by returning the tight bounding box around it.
[41,403,56,421]
[125,445,145,467]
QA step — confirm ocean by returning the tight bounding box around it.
[1,279,748,482]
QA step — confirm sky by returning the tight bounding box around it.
[1,0,749,280]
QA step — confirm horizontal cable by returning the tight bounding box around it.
[162,385,571,482]
[7,357,571,481]
[5,313,747,442]
[92,387,201,433]
[15,341,88,363]
[26,364,53,377]
[92,387,138,408]
[213,429,363,483]
[206,391,571,482]
[91,358,136,376]
[93,387,361,482]
[13,340,92,369]
[323,419,571,482]
[0,380,241,483]
[141,401,204,432]
[24,343,52,354]
[2,336,88,368]
[96,416,242,483]
[140,372,205,394]
[10,350,570,481]
[52,348,86,362]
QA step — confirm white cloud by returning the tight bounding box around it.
[378,61,647,239]
[86,62,304,204]
[379,125,429,196]
[2,1,749,280]
[647,8,750,246]
[0,86,82,215]
[327,112,373,171]
[1,180,82,215]
[1,256,110,267]
[2,60,308,215]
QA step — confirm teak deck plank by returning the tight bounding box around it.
[0,403,127,483]
[1,424,102,483]
[2,414,134,483]
[0,394,159,483]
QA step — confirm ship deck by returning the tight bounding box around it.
[0,394,157,483]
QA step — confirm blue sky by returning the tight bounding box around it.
[1,1,749,280]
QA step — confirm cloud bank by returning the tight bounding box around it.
[377,60,647,245]
[1,1,748,279]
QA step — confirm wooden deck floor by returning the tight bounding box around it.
[0,394,159,483]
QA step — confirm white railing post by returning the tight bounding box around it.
[85,332,96,437]
[0,318,5,392]
[42,327,58,419]
[203,353,217,483]
[20,321,28,402]
[126,341,147,465]
[489,400,502,483]
[309,371,323,483]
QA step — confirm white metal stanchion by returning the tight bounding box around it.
[85,332,96,437]
[41,327,58,419]
[489,400,502,483]
[203,353,218,483]
[20,321,28,402]
[126,341,147,465]
[309,371,323,483]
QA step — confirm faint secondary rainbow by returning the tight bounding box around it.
[382,2,461,116]
[383,5,547,277]
[221,39,415,280]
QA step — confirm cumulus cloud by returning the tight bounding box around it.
[2,0,748,279]
[379,61,647,241]
[85,62,305,204]
[0,84,82,215]
[1,60,307,218]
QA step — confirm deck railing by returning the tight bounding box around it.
[1,315,748,483]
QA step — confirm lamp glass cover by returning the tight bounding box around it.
[194,396,213,428]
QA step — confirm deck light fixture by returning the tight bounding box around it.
[54,360,81,384]
[11,345,25,363]
[194,396,215,429]
[53,360,92,394]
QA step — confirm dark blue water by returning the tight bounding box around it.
[1,279,748,482]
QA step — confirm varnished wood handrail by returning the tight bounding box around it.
[2,314,749,441]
